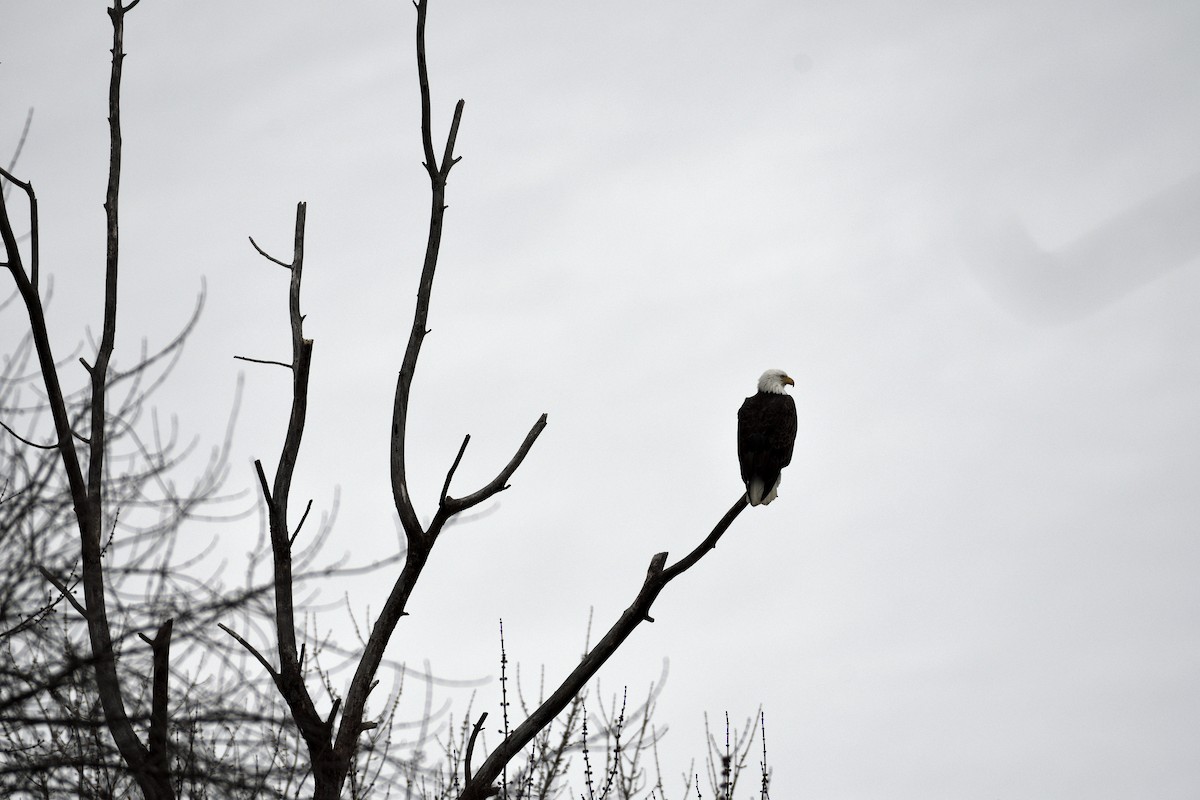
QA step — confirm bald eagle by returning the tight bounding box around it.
[737,369,797,506]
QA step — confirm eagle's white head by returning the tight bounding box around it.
[757,368,795,395]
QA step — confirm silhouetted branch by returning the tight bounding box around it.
[440,413,548,518]
[290,498,314,545]
[0,418,55,449]
[390,1,493,548]
[0,163,37,287]
[3,13,317,799]
[218,623,279,682]
[2,108,34,196]
[234,355,293,369]
[246,202,332,767]
[249,235,293,270]
[143,619,174,781]
[464,711,488,785]
[441,434,471,502]
[295,6,551,797]
[461,496,750,800]
[36,566,89,619]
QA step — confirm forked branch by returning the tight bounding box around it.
[244,202,331,762]
[438,413,548,518]
[330,3,547,794]
[389,0,542,552]
[0,163,38,288]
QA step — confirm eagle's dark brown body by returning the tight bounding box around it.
[737,389,797,506]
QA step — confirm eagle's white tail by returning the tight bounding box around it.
[747,476,781,506]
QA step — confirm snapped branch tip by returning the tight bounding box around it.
[326,698,342,728]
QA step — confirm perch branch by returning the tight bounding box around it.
[460,496,750,800]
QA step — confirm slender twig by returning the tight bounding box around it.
[440,434,470,502]
[233,355,293,369]
[37,566,89,619]
[440,100,466,176]
[249,235,293,270]
[0,417,56,449]
[759,711,770,800]
[500,619,511,795]
[218,623,280,681]
[290,498,314,545]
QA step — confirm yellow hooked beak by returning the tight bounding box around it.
[783,375,795,386]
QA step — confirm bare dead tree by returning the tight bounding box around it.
[226,2,757,799]
[2,7,473,797]
[5,2,774,797]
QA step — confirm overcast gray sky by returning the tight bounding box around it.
[4,1,1200,797]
